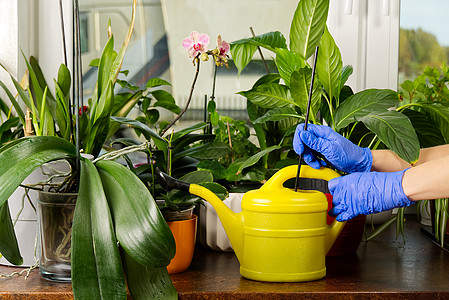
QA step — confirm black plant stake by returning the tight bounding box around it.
[73,0,83,175]
[294,45,319,192]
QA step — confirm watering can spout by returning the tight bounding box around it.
[155,168,245,261]
[325,218,346,254]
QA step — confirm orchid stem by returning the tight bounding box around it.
[161,56,201,136]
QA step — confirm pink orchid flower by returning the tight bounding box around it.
[216,35,230,58]
[182,31,210,58]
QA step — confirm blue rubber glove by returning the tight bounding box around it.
[293,123,373,173]
[328,169,414,222]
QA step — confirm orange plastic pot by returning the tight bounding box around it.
[166,215,197,274]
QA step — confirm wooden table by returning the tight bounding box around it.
[1,216,449,299]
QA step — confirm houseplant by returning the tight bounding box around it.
[0,1,180,298]
[228,0,421,254]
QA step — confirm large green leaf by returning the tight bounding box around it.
[0,201,22,265]
[96,160,175,267]
[359,111,420,163]
[230,31,286,74]
[72,158,126,300]
[253,106,300,124]
[416,103,449,143]
[401,108,445,148]
[174,141,231,161]
[289,0,329,60]
[110,116,168,153]
[290,68,321,122]
[0,136,76,208]
[335,89,400,130]
[122,251,177,300]
[172,122,208,141]
[238,83,296,109]
[316,26,342,104]
[237,145,282,174]
[275,48,305,86]
[196,160,227,180]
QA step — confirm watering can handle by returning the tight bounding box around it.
[260,165,340,191]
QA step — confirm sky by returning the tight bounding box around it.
[400,0,449,46]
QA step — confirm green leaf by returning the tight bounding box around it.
[275,48,305,86]
[290,68,321,122]
[154,101,181,114]
[238,83,296,109]
[335,89,400,130]
[96,160,175,267]
[253,106,300,124]
[196,160,227,180]
[340,65,353,87]
[72,158,126,300]
[252,73,281,88]
[289,0,329,60]
[316,26,343,104]
[0,80,25,125]
[174,141,231,161]
[172,122,208,141]
[179,170,213,183]
[122,251,177,300]
[111,116,168,153]
[401,108,445,148]
[151,90,176,103]
[237,145,282,174]
[198,182,229,200]
[0,201,23,265]
[57,63,71,97]
[146,78,171,88]
[230,31,287,74]
[0,117,19,137]
[416,103,449,143]
[0,136,76,208]
[54,80,71,140]
[359,110,420,164]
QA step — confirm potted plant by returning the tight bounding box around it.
[0,1,180,298]
[228,0,421,255]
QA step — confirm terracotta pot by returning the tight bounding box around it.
[325,193,366,256]
[166,215,197,274]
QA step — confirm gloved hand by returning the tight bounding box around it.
[293,123,373,173]
[328,169,414,222]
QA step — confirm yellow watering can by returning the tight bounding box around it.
[156,165,345,282]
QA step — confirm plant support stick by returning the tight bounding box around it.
[294,45,319,192]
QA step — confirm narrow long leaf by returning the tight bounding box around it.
[96,160,175,267]
[237,145,281,174]
[316,26,342,104]
[290,0,330,60]
[72,158,126,300]
[0,80,25,125]
[0,201,23,265]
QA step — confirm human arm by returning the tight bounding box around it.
[329,154,449,221]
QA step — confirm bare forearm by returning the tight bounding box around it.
[402,155,449,201]
[371,144,449,172]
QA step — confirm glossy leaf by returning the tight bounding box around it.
[340,65,353,88]
[57,63,71,97]
[122,251,177,300]
[0,136,76,208]
[151,90,176,104]
[275,48,305,86]
[290,68,321,122]
[335,89,400,130]
[197,160,227,180]
[110,116,168,153]
[316,26,342,104]
[401,108,445,147]
[230,31,286,74]
[108,91,143,140]
[172,122,208,141]
[72,158,126,300]
[417,103,449,143]
[174,141,231,160]
[96,160,175,267]
[252,73,281,88]
[146,78,171,88]
[238,83,296,109]
[359,110,420,163]
[0,202,22,265]
[179,170,213,183]
[290,0,329,60]
[236,145,282,174]
[154,101,181,114]
[54,81,71,140]
[0,80,25,125]
[253,106,300,124]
